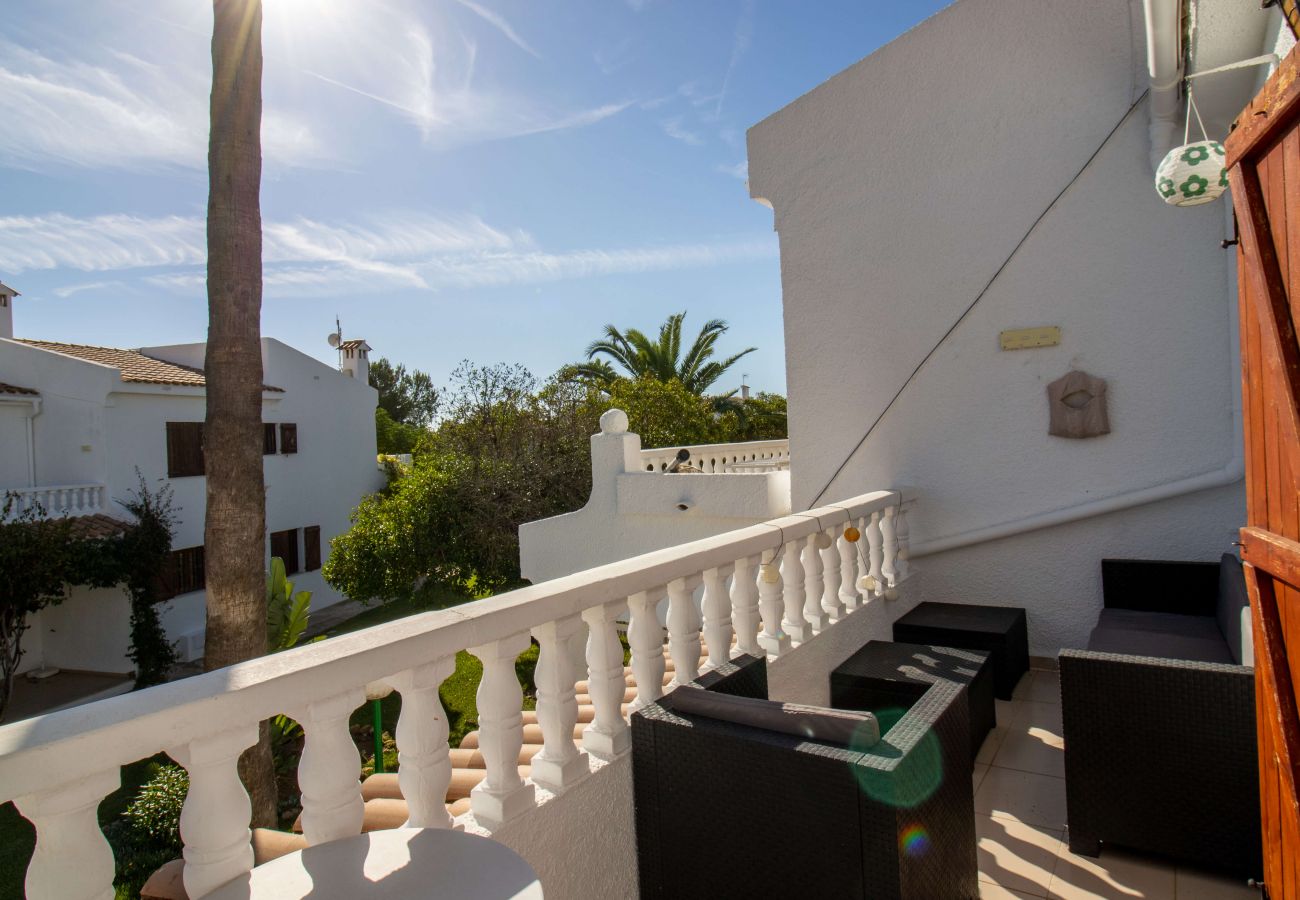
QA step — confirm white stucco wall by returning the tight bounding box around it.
[0,334,385,672]
[520,420,790,584]
[747,0,1259,653]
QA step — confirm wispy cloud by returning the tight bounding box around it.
[0,42,326,172]
[2,210,776,296]
[716,160,748,181]
[715,0,755,118]
[453,0,541,59]
[661,117,704,146]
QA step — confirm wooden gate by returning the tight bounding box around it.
[1226,45,1300,900]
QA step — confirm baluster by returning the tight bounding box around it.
[169,726,258,897]
[295,689,365,845]
[838,527,860,612]
[821,527,845,623]
[468,633,535,828]
[756,548,790,656]
[803,533,827,634]
[666,576,702,687]
[881,505,899,593]
[389,658,456,828]
[781,539,811,643]
[582,600,631,757]
[15,769,119,900]
[894,502,911,583]
[531,616,588,792]
[730,555,761,657]
[866,511,885,598]
[628,590,666,711]
[701,566,733,670]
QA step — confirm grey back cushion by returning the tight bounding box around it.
[669,686,880,748]
[1216,553,1251,666]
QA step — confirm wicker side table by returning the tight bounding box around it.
[892,602,1029,700]
[831,640,995,764]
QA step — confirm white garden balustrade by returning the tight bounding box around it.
[2,484,106,520]
[0,488,910,900]
[639,438,790,473]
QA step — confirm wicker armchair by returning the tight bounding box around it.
[631,656,978,900]
[1060,555,1261,878]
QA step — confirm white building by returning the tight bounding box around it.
[1,2,1294,899]
[0,285,385,676]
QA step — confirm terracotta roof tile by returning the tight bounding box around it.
[338,339,370,350]
[67,514,133,541]
[0,382,38,396]
[16,340,282,391]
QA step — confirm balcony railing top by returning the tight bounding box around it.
[1,483,106,521]
[639,438,790,473]
[0,486,909,900]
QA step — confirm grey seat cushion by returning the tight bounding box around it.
[1216,553,1250,665]
[669,685,880,748]
[1087,609,1233,664]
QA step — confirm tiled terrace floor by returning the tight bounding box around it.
[974,667,1256,900]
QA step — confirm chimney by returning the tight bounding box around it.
[0,282,17,340]
[740,383,751,401]
[339,339,372,382]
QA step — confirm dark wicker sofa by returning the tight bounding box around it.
[632,655,978,900]
[1059,554,1261,878]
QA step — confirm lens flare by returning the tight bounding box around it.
[899,824,931,857]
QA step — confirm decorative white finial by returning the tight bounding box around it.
[600,408,629,434]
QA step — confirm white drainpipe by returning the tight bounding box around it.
[25,397,42,487]
[1144,0,1183,171]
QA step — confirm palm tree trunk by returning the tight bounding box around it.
[206,0,275,828]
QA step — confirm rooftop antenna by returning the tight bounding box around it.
[327,316,343,369]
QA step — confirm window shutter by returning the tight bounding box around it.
[166,422,205,477]
[270,528,300,575]
[263,423,278,455]
[280,423,298,455]
[304,525,321,572]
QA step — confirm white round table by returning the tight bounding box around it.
[205,828,543,900]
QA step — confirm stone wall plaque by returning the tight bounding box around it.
[1047,370,1110,439]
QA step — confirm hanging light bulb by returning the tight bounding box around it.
[843,526,861,543]
[857,575,876,593]
[760,564,780,584]
[815,532,833,550]
[1155,87,1227,207]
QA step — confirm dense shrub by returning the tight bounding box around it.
[105,764,188,896]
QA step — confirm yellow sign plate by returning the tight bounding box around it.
[999,326,1061,351]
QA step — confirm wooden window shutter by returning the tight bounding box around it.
[166,422,205,477]
[304,525,321,572]
[263,423,278,455]
[280,423,298,455]
[270,528,300,575]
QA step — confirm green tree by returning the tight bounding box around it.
[716,391,788,441]
[375,407,425,455]
[369,357,439,427]
[565,312,755,396]
[606,377,719,448]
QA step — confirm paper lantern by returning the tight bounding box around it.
[1155,140,1227,207]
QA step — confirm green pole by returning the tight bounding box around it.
[371,698,385,774]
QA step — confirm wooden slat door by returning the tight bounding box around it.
[1226,45,1300,900]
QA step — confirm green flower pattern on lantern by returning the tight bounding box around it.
[1181,145,1210,165]
[1219,169,1229,189]
[1180,174,1209,198]
[1158,177,1176,198]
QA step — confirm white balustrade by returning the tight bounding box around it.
[821,527,845,623]
[895,502,912,583]
[581,600,631,757]
[390,659,456,828]
[666,576,703,687]
[701,566,733,670]
[2,483,106,520]
[530,616,588,792]
[468,634,535,828]
[628,589,667,711]
[15,769,119,900]
[781,538,810,643]
[730,555,761,657]
[295,689,365,845]
[756,548,790,656]
[0,488,909,898]
[639,439,791,473]
[170,727,259,898]
[802,532,828,633]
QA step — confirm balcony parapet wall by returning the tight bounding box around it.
[2,483,107,521]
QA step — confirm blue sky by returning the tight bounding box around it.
[0,0,948,394]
